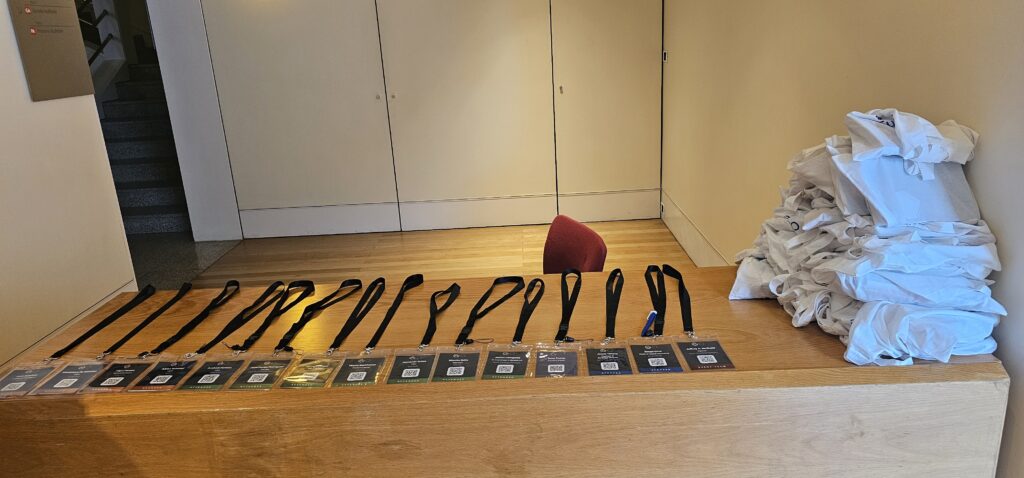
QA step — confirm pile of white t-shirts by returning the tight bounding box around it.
[730,109,1005,366]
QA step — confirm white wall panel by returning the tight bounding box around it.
[203,0,399,213]
[377,0,557,225]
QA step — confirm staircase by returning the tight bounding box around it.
[101,63,191,234]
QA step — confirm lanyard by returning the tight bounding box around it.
[604,269,624,341]
[327,277,386,354]
[511,278,545,344]
[48,284,157,361]
[663,264,694,335]
[232,280,315,353]
[455,276,525,346]
[364,274,424,352]
[193,281,287,355]
[99,283,191,359]
[553,269,581,343]
[274,279,362,353]
[644,264,693,337]
[139,281,240,358]
[419,283,461,348]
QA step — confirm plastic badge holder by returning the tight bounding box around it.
[431,345,483,383]
[585,340,635,376]
[533,342,581,378]
[279,353,344,389]
[482,344,532,380]
[332,349,390,387]
[387,348,437,384]
[229,353,294,391]
[0,362,60,398]
[675,334,735,371]
[178,354,247,392]
[628,336,686,374]
[129,355,199,392]
[80,357,156,393]
[30,361,107,396]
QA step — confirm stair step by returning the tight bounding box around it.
[121,206,191,234]
[115,80,165,101]
[111,159,181,184]
[103,99,168,120]
[101,118,173,140]
[116,181,186,208]
[128,63,162,82]
[106,137,176,161]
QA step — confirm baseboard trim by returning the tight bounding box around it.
[660,191,730,266]
[401,195,557,231]
[239,203,401,238]
[558,189,660,222]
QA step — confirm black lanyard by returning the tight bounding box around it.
[274,279,362,353]
[193,281,287,355]
[553,269,581,343]
[663,264,694,335]
[232,280,315,353]
[327,277,386,353]
[512,278,545,344]
[99,283,191,359]
[364,274,423,352]
[139,281,240,358]
[644,264,693,336]
[604,269,624,340]
[419,283,460,348]
[455,276,525,346]
[48,284,157,360]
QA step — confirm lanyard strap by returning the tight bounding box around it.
[140,281,240,357]
[194,281,286,355]
[327,277,386,353]
[364,274,424,351]
[512,278,544,344]
[233,280,315,352]
[455,276,525,346]
[49,284,157,360]
[100,283,191,359]
[644,265,668,336]
[554,269,582,342]
[663,264,694,335]
[604,269,624,340]
[274,279,362,353]
[420,283,460,348]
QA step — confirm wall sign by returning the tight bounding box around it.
[7,0,94,101]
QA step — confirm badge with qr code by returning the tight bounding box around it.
[230,358,292,390]
[332,355,386,387]
[677,341,735,370]
[179,359,245,391]
[482,347,529,380]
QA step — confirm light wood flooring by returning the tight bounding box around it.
[192,219,693,288]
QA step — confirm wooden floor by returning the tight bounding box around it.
[192,219,693,288]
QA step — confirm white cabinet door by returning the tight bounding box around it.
[377,0,557,230]
[552,0,662,221]
[203,0,399,236]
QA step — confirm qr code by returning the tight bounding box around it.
[697,354,718,364]
[547,364,565,373]
[150,375,172,385]
[401,368,420,378]
[54,378,78,388]
[600,362,619,371]
[1,382,25,391]
[198,374,219,384]
[347,371,367,381]
[648,357,668,367]
[495,364,514,374]
[446,366,465,376]
[101,377,124,386]
[247,373,269,383]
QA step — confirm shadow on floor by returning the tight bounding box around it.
[127,233,239,289]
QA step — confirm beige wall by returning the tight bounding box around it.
[663,0,1024,474]
[0,8,136,363]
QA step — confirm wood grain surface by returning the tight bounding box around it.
[0,267,1008,477]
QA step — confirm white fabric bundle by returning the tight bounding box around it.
[730,109,1004,366]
